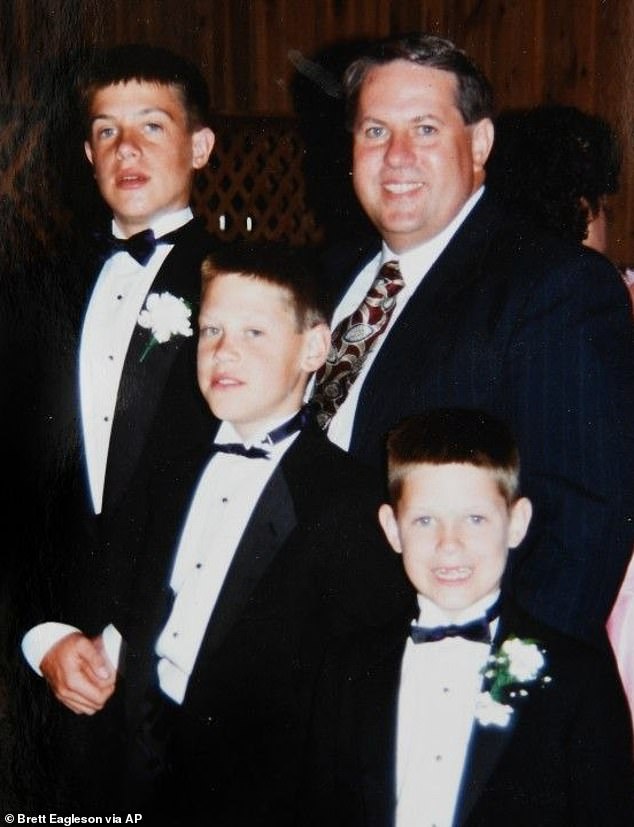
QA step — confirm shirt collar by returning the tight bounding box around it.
[214,409,302,450]
[382,186,484,284]
[111,206,194,240]
[416,587,501,628]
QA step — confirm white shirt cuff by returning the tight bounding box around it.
[21,622,81,676]
[21,622,123,676]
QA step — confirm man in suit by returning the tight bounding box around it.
[28,242,410,822]
[311,33,634,643]
[304,408,633,826]
[20,44,217,759]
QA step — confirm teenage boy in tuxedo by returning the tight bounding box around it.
[22,41,218,707]
[17,42,219,811]
[27,242,410,822]
[304,408,633,827]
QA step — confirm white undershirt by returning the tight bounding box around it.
[79,206,194,514]
[326,188,483,451]
[395,590,499,827]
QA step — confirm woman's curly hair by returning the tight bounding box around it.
[485,104,621,243]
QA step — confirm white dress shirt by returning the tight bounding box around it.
[395,590,500,827]
[80,206,194,514]
[326,188,484,451]
[155,417,299,703]
[22,414,300,685]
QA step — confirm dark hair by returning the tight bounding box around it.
[77,43,211,133]
[201,241,331,331]
[343,33,494,128]
[386,407,520,506]
[485,104,621,243]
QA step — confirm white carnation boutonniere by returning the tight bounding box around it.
[475,636,551,728]
[137,291,193,362]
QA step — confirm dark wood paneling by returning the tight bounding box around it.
[2,0,633,262]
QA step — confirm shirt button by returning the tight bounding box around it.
[116,294,123,300]
[222,497,228,503]
[172,631,179,638]
[195,562,202,569]
[435,754,442,762]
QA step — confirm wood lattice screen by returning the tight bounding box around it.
[192,114,324,246]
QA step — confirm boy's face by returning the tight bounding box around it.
[84,81,214,237]
[197,273,329,440]
[379,463,531,618]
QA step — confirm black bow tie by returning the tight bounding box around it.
[93,222,192,266]
[410,598,501,645]
[211,443,270,460]
[211,405,314,461]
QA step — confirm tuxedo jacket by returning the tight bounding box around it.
[303,599,634,827]
[94,426,413,824]
[321,191,634,641]
[28,218,218,628]
[90,216,217,517]
[14,217,220,810]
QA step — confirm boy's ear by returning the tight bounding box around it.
[378,503,402,555]
[508,496,532,548]
[300,322,331,374]
[84,140,94,166]
[191,127,215,170]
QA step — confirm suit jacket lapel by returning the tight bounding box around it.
[454,608,520,825]
[349,194,504,456]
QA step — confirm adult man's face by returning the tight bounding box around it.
[351,60,493,253]
[84,81,214,237]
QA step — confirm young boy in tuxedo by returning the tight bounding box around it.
[42,241,410,822]
[304,408,633,827]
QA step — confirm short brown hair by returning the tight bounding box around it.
[343,33,494,129]
[201,241,331,332]
[77,43,211,133]
[386,408,520,506]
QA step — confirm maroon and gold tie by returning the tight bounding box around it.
[313,260,404,429]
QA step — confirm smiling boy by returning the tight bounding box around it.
[304,408,633,826]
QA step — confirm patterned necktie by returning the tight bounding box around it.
[312,260,404,429]
[409,598,501,645]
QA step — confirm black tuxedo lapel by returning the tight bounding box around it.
[195,465,297,658]
[102,219,213,511]
[453,607,524,826]
[455,713,515,826]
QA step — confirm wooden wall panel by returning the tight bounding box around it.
[2,0,634,262]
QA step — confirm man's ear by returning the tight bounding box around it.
[191,127,215,170]
[508,496,532,549]
[300,322,331,374]
[471,117,494,170]
[84,140,94,166]
[378,503,402,555]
